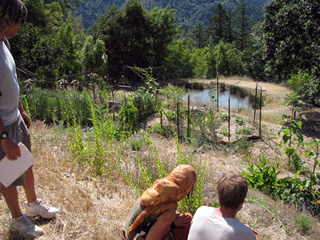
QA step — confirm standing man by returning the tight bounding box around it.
[188,173,258,240]
[0,0,58,238]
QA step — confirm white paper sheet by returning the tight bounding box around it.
[0,143,35,188]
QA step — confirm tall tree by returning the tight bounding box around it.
[150,6,177,67]
[100,0,152,82]
[245,22,266,81]
[11,0,84,88]
[57,17,82,76]
[235,0,251,51]
[81,35,107,96]
[263,0,320,82]
[165,39,194,79]
[225,9,234,44]
[99,0,176,83]
[208,2,228,44]
[192,21,206,48]
[207,40,244,77]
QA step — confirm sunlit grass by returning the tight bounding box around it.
[1,79,320,239]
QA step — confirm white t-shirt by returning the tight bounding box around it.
[188,206,256,240]
[0,39,20,126]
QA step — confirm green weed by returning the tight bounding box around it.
[294,214,312,235]
[236,127,251,135]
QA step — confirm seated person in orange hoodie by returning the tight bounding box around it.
[123,165,196,240]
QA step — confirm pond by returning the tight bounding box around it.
[182,89,252,110]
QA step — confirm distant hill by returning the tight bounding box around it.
[77,0,271,29]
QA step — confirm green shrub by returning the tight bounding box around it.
[241,153,281,196]
[132,91,160,122]
[130,135,146,151]
[235,137,253,152]
[220,128,230,137]
[242,154,320,216]
[235,116,245,125]
[294,214,312,235]
[22,88,95,126]
[117,95,139,135]
[151,124,171,137]
[219,113,230,122]
[288,73,312,96]
[236,127,251,135]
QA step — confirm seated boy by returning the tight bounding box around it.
[187,173,258,240]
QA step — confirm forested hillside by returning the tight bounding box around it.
[77,0,271,29]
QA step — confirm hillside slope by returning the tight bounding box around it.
[77,0,271,29]
[1,79,319,240]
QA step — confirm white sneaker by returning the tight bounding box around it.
[9,214,43,238]
[25,199,58,219]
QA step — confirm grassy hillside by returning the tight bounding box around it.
[1,78,319,239]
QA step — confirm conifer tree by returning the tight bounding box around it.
[208,2,228,44]
[235,0,251,51]
[192,21,206,48]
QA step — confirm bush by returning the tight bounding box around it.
[22,88,94,126]
[235,117,245,125]
[294,214,312,235]
[288,72,320,103]
[236,127,251,135]
[242,154,320,216]
[130,135,147,151]
[219,113,230,122]
[151,124,171,137]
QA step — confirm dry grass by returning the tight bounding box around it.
[0,121,319,240]
[1,78,320,240]
[0,122,135,240]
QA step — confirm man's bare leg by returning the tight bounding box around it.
[0,185,22,218]
[23,167,37,203]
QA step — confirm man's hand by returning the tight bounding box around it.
[1,137,20,160]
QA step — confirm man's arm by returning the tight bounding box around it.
[18,101,30,128]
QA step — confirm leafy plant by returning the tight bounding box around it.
[130,135,146,151]
[242,154,320,216]
[220,128,230,137]
[117,95,138,135]
[164,109,176,123]
[219,113,230,122]
[159,83,185,112]
[279,93,306,170]
[305,139,320,174]
[151,124,171,137]
[241,153,281,195]
[129,67,161,122]
[235,116,245,125]
[196,109,222,142]
[236,127,251,135]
